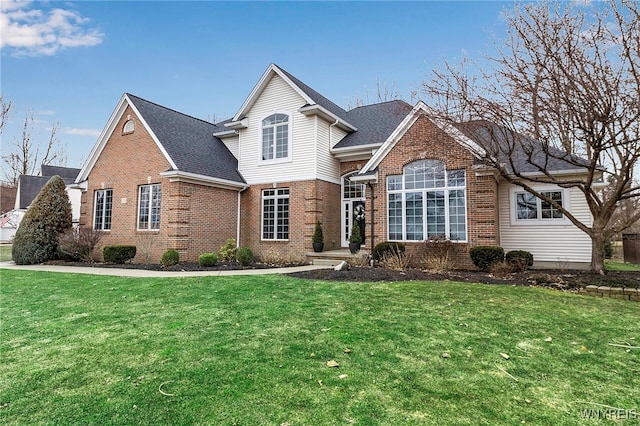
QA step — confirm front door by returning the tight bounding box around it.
[342,173,366,247]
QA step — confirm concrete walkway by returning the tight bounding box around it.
[0,261,332,278]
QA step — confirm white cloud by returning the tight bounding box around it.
[0,0,104,56]
[64,128,101,137]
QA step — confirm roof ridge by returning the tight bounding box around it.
[347,99,411,112]
[126,93,222,127]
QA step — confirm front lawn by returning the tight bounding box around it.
[606,260,640,272]
[0,270,638,425]
[0,245,11,262]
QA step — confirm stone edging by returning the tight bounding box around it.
[579,286,640,302]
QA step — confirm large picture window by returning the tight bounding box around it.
[94,189,113,230]
[261,113,290,162]
[387,159,467,242]
[138,184,161,230]
[262,188,289,240]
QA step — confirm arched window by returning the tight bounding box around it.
[261,113,290,162]
[123,119,135,134]
[387,159,467,241]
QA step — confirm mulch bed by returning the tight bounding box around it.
[44,260,640,289]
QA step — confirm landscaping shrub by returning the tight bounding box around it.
[58,227,104,262]
[422,236,456,273]
[12,175,72,265]
[488,260,514,278]
[380,250,411,271]
[198,253,218,267]
[161,249,180,267]
[236,247,254,266]
[469,246,505,272]
[103,245,136,264]
[312,220,323,244]
[218,238,237,262]
[505,250,534,272]
[372,241,406,261]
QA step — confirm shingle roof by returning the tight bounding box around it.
[40,165,81,180]
[16,166,81,209]
[276,65,350,122]
[334,100,413,149]
[127,94,245,184]
[454,121,590,174]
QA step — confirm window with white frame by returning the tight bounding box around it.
[138,184,161,230]
[262,188,289,240]
[387,159,467,241]
[94,189,113,230]
[261,113,290,162]
[515,189,565,221]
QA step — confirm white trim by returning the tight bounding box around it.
[298,104,357,132]
[386,160,468,243]
[341,172,367,247]
[348,171,378,183]
[76,94,177,183]
[509,186,571,226]
[261,187,290,241]
[137,183,162,231]
[233,64,314,122]
[258,111,293,165]
[245,174,341,186]
[212,129,238,138]
[224,118,249,130]
[359,101,485,176]
[330,144,381,161]
[93,188,113,231]
[159,170,247,191]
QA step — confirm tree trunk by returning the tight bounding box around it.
[590,231,607,276]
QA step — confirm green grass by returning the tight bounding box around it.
[0,245,11,262]
[606,260,640,271]
[1,271,638,425]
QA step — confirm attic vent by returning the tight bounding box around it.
[123,119,135,134]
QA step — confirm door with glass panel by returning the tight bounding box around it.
[342,173,366,247]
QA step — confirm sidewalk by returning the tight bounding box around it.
[0,261,332,278]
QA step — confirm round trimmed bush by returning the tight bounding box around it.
[236,247,254,266]
[161,249,180,267]
[505,250,534,272]
[198,252,218,267]
[372,241,406,261]
[103,245,137,264]
[469,246,505,272]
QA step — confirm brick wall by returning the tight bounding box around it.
[366,115,499,269]
[80,106,238,263]
[240,179,340,261]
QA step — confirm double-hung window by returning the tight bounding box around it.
[515,189,565,222]
[387,159,467,242]
[261,113,290,162]
[138,184,161,230]
[94,189,113,230]
[262,188,289,240]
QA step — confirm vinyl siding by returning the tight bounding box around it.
[498,182,592,263]
[222,135,239,160]
[238,74,318,184]
[316,118,341,183]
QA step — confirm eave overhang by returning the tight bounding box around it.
[298,104,357,132]
[160,170,248,191]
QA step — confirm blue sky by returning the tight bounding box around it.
[1,1,510,170]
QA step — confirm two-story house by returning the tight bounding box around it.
[76,64,593,268]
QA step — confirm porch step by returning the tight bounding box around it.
[306,248,370,266]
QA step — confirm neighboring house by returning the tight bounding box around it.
[1,184,17,215]
[15,165,82,224]
[76,64,593,268]
[1,165,82,242]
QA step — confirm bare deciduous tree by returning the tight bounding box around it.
[2,108,66,186]
[422,0,640,274]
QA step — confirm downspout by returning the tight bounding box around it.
[237,185,248,247]
[368,182,375,252]
[329,118,340,148]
